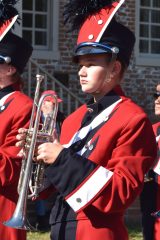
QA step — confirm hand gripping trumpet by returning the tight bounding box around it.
[3,74,58,230]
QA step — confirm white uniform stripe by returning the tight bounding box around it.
[64,99,122,149]
[0,15,18,41]
[153,135,160,174]
[96,0,125,42]
[156,135,160,143]
[0,92,15,106]
[66,167,113,212]
[153,160,160,175]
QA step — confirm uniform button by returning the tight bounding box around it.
[104,116,109,122]
[0,106,5,111]
[98,19,103,25]
[111,47,119,54]
[87,108,93,113]
[76,198,82,203]
[89,144,93,150]
[88,34,94,40]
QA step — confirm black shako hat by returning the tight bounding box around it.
[64,0,135,66]
[0,0,33,74]
[97,19,135,66]
[0,31,33,73]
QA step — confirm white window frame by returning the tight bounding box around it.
[14,0,60,60]
[135,1,160,67]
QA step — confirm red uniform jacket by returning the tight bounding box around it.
[0,87,32,240]
[45,87,157,240]
[153,122,160,240]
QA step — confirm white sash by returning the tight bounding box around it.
[0,92,15,106]
[64,99,122,150]
[156,135,160,143]
[153,134,160,175]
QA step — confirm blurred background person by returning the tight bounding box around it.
[41,90,65,137]
[140,83,160,240]
[0,2,33,240]
[0,29,33,240]
[152,84,160,240]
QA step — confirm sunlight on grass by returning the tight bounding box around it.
[27,227,143,240]
[129,232,143,240]
[27,231,50,240]
[129,226,143,240]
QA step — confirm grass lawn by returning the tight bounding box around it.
[27,231,50,240]
[129,228,143,240]
[27,226,143,240]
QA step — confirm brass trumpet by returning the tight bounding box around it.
[3,74,58,230]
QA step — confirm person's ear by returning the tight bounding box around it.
[110,60,121,78]
[6,65,17,76]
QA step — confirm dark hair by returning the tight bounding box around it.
[105,53,127,79]
[116,56,127,78]
[11,71,24,89]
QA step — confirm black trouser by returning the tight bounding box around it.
[140,178,157,240]
[50,221,77,240]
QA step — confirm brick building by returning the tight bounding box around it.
[15,0,160,227]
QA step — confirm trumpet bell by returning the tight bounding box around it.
[3,214,30,230]
[3,194,35,230]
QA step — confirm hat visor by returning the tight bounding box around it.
[44,96,62,103]
[57,98,63,103]
[73,42,117,63]
[73,46,113,63]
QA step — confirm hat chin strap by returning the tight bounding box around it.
[0,55,11,64]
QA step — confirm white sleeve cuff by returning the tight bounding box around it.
[66,166,113,212]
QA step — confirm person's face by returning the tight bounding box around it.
[41,101,55,116]
[78,54,120,100]
[0,63,16,88]
[154,84,160,116]
[0,63,10,78]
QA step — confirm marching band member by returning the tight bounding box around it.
[41,90,65,137]
[140,84,160,240]
[0,1,33,239]
[17,0,157,239]
[141,84,160,240]
[153,84,160,240]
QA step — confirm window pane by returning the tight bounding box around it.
[35,0,47,11]
[35,31,47,45]
[151,26,160,38]
[23,0,33,10]
[151,10,160,23]
[140,0,150,7]
[151,41,160,54]
[140,40,149,53]
[23,30,32,44]
[35,15,47,28]
[22,0,53,50]
[23,13,33,27]
[140,24,149,37]
[153,0,160,7]
[140,9,149,22]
